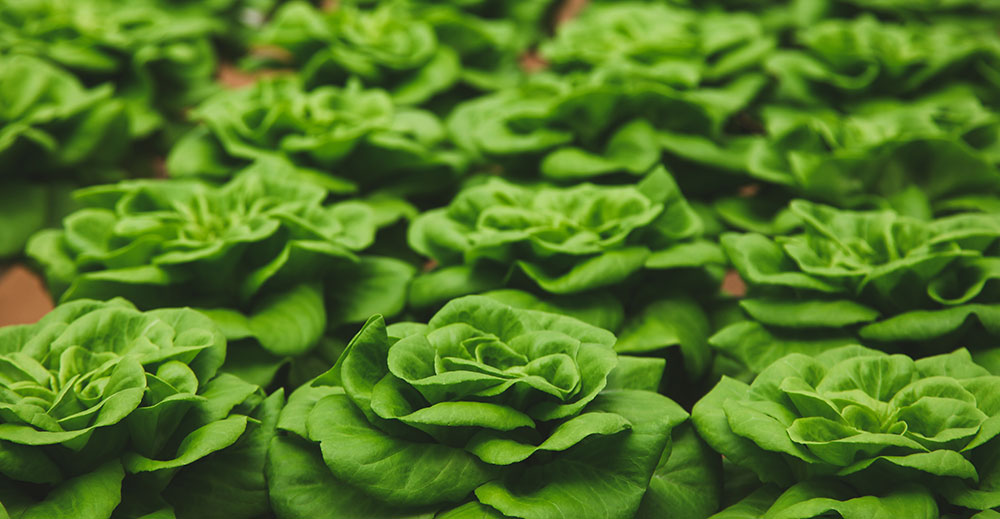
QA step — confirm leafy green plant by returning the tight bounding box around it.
[254,0,531,102]
[0,54,131,258]
[447,71,766,182]
[0,0,223,138]
[254,1,460,104]
[541,2,775,89]
[0,298,280,519]
[402,0,556,49]
[26,172,414,386]
[4,0,1000,515]
[713,200,1000,374]
[836,0,1000,16]
[710,481,940,519]
[693,345,1000,514]
[160,0,283,48]
[268,295,715,519]
[718,86,1000,229]
[408,167,718,305]
[407,168,727,380]
[167,76,465,198]
[404,2,532,92]
[765,15,1000,107]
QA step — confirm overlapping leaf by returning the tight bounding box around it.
[0,0,225,138]
[26,172,414,385]
[0,298,279,519]
[715,200,1000,372]
[269,296,703,519]
[448,70,766,181]
[408,167,716,305]
[693,345,1000,512]
[167,76,465,198]
[0,54,131,258]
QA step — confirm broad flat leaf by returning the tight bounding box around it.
[327,256,416,325]
[124,415,249,473]
[482,289,624,333]
[710,321,856,374]
[636,423,722,519]
[541,119,660,180]
[692,377,796,486]
[605,356,666,393]
[409,265,508,308]
[436,502,508,519]
[247,283,326,357]
[860,304,1000,342]
[721,233,839,292]
[616,296,712,378]
[266,436,435,519]
[517,248,650,294]
[0,184,47,257]
[466,411,632,465]
[307,394,497,507]
[12,460,124,519]
[645,241,725,269]
[763,481,938,519]
[165,391,284,519]
[740,298,880,328]
[475,390,687,519]
[709,486,782,519]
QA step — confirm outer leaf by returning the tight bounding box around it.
[636,423,723,519]
[517,248,650,294]
[692,377,796,486]
[13,460,124,519]
[327,256,416,325]
[764,481,938,519]
[616,296,712,379]
[475,390,687,519]
[247,284,327,357]
[739,299,880,328]
[266,436,434,519]
[710,321,856,374]
[123,415,250,473]
[164,391,283,519]
[307,394,497,507]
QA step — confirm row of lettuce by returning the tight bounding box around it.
[3,0,1000,518]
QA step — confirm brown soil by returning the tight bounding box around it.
[0,264,54,326]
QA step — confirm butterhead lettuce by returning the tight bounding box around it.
[267,295,712,519]
[0,298,280,519]
[26,172,414,386]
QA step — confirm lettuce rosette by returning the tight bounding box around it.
[167,76,465,198]
[765,15,1000,107]
[407,2,530,92]
[403,0,554,48]
[541,2,775,89]
[254,1,460,105]
[0,54,131,259]
[447,71,766,182]
[0,0,222,138]
[26,172,415,386]
[254,0,529,101]
[404,0,552,22]
[713,200,1000,375]
[0,298,281,519]
[408,167,720,304]
[693,345,1000,514]
[159,0,280,48]
[408,168,725,380]
[720,86,1000,230]
[267,295,716,519]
